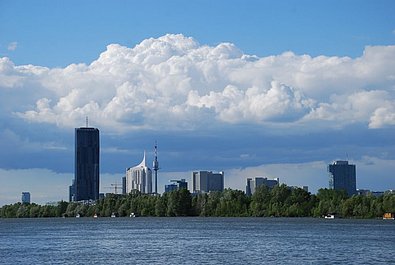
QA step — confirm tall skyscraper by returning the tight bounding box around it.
[246,177,279,196]
[192,171,224,193]
[328,160,356,196]
[126,152,152,194]
[72,127,100,201]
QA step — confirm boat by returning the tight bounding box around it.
[130,212,136,218]
[76,213,80,218]
[383,213,394,220]
[111,212,116,218]
[324,214,335,219]
[93,213,98,218]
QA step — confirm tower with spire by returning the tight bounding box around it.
[125,152,152,194]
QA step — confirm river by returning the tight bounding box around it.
[0,217,394,264]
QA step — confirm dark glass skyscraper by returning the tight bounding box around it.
[73,127,100,201]
[328,160,356,197]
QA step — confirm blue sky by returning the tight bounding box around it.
[0,1,395,205]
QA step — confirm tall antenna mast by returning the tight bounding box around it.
[86,116,89,127]
[153,141,159,194]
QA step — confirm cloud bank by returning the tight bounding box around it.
[0,34,394,133]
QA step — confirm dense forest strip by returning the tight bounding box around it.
[1,185,394,218]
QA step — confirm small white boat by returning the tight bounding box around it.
[324,214,335,219]
[130,212,136,218]
[93,214,98,218]
[111,213,116,218]
[76,214,80,218]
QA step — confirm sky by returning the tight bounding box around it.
[0,0,395,205]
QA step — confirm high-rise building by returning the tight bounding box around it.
[122,176,127,195]
[328,160,356,196]
[21,192,31,204]
[192,171,224,193]
[126,152,152,194]
[72,127,100,201]
[69,179,75,202]
[165,179,188,193]
[246,177,279,196]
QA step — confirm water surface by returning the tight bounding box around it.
[0,217,394,264]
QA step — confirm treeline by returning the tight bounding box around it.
[1,185,395,218]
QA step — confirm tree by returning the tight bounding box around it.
[250,185,271,217]
[155,195,166,217]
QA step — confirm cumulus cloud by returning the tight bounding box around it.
[0,34,394,132]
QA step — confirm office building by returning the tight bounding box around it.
[192,171,224,193]
[328,160,356,196]
[246,177,279,196]
[21,192,31,204]
[69,179,75,202]
[126,152,152,194]
[165,183,178,193]
[165,179,188,193]
[122,176,127,195]
[72,127,100,201]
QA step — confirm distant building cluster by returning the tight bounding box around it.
[65,123,392,204]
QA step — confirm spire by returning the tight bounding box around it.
[138,151,147,167]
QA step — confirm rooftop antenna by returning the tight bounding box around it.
[153,141,159,194]
[86,116,89,127]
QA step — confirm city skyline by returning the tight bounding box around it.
[1,1,395,205]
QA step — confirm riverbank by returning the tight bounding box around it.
[1,186,394,219]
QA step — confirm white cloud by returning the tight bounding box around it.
[369,102,395,128]
[7,41,18,51]
[0,34,394,132]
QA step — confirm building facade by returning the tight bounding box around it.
[328,160,356,196]
[246,177,279,196]
[21,192,31,204]
[126,152,152,194]
[192,171,224,193]
[71,127,100,201]
[122,176,127,195]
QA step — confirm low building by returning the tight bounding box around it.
[22,192,31,204]
[165,179,188,193]
[165,183,178,193]
[246,177,279,196]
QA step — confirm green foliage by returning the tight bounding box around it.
[1,188,395,219]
